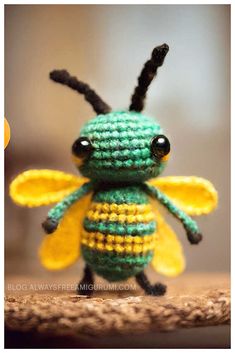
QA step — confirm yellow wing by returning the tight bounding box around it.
[9,169,91,270]
[39,193,92,270]
[151,202,186,277]
[148,176,218,216]
[10,169,89,207]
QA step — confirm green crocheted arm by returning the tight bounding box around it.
[42,181,93,234]
[143,183,202,245]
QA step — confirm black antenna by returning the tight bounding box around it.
[50,70,111,115]
[129,44,169,112]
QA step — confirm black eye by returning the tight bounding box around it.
[72,137,93,159]
[151,135,170,159]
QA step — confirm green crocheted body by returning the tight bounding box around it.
[79,110,166,182]
[81,184,156,282]
[82,247,154,282]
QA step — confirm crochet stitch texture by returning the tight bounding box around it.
[79,110,165,182]
[9,44,218,296]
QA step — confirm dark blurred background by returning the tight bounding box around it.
[5,5,230,279]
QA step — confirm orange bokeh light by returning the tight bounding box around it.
[4,118,11,149]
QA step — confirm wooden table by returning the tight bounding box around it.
[5,272,230,348]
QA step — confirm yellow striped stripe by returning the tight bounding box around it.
[86,202,154,224]
[81,231,157,254]
[86,211,154,223]
[89,202,152,215]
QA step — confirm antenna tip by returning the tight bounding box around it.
[49,69,70,83]
[152,44,169,66]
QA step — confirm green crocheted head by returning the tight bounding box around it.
[50,44,171,183]
[72,110,170,183]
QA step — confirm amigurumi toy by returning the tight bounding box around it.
[10,44,218,296]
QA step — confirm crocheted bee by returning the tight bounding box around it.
[10,44,218,296]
